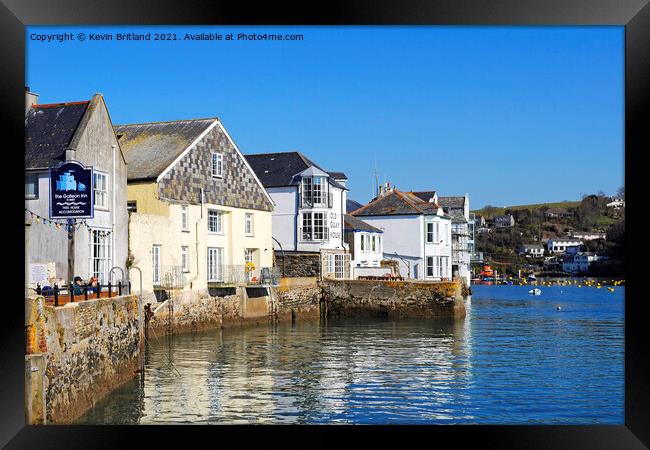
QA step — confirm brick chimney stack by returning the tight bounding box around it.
[25,86,39,114]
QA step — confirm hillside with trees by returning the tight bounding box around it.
[473,191,624,277]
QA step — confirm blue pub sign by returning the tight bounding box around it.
[49,161,94,219]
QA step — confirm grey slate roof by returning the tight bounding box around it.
[344,214,383,233]
[244,152,348,190]
[438,196,466,208]
[114,118,216,181]
[411,191,437,202]
[25,101,90,169]
[352,189,444,217]
[329,171,348,180]
[346,199,364,213]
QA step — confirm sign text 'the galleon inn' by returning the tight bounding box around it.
[49,161,94,219]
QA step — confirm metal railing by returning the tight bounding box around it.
[35,280,129,307]
[154,265,186,289]
[208,265,280,286]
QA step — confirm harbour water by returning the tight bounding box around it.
[77,285,624,424]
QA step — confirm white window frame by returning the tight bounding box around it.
[211,152,223,178]
[181,205,189,232]
[88,229,112,283]
[207,209,223,234]
[426,222,434,243]
[302,212,327,241]
[245,213,254,236]
[426,256,434,277]
[152,244,161,285]
[93,171,108,209]
[181,246,189,273]
[25,172,39,199]
[207,247,223,282]
[334,254,345,279]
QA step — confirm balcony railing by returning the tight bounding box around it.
[207,265,280,286]
[154,266,186,289]
[299,227,329,242]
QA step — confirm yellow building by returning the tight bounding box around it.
[116,118,274,298]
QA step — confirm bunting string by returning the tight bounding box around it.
[25,208,112,236]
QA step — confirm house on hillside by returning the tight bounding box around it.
[351,188,452,281]
[493,214,515,228]
[343,214,388,278]
[518,243,544,258]
[562,252,607,274]
[570,231,606,241]
[606,198,625,209]
[544,207,574,219]
[116,117,274,299]
[244,152,350,279]
[413,192,471,286]
[547,238,583,254]
[25,89,128,286]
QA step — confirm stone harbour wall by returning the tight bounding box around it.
[146,288,271,338]
[25,295,143,424]
[272,277,322,321]
[147,281,323,337]
[321,279,465,319]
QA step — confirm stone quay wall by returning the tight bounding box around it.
[272,277,321,321]
[147,280,322,337]
[25,294,143,424]
[321,279,465,319]
[146,288,270,338]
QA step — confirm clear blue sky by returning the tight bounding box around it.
[26,26,624,209]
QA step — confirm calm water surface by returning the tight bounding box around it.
[78,285,624,424]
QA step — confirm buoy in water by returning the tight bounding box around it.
[556,306,561,311]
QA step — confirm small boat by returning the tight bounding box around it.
[526,274,537,282]
[529,288,541,295]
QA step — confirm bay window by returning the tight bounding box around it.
[302,212,327,241]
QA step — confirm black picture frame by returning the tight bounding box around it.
[2,0,647,448]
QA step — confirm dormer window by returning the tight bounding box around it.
[301,175,328,207]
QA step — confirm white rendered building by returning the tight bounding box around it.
[352,188,452,281]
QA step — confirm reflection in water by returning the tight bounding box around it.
[78,286,623,424]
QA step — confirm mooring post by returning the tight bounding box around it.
[108,281,112,298]
[53,284,59,307]
[70,280,75,303]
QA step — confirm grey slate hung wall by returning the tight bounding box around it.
[157,124,273,212]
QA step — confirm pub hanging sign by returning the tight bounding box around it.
[49,161,94,219]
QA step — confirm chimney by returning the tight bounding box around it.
[25,86,38,114]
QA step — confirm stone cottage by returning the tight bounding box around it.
[25,89,128,287]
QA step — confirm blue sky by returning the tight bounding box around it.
[26,26,624,209]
